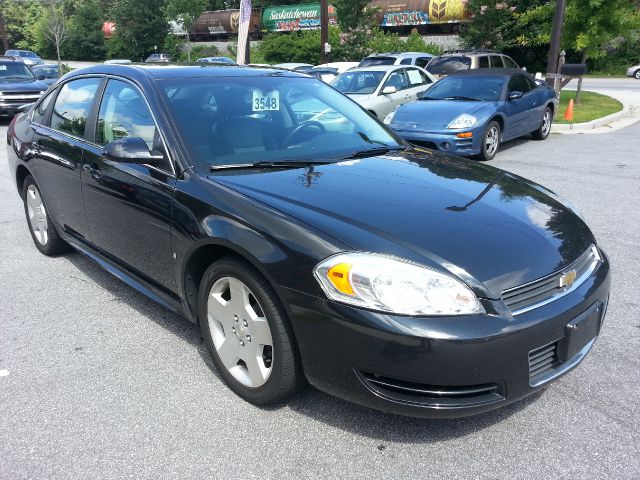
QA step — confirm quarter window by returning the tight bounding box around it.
[32,92,54,125]
[50,78,100,137]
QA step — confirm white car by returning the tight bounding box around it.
[626,64,640,80]
[331,65,436,119]
[310,62,359,82]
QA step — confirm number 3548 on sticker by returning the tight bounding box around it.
[252,91,279,111]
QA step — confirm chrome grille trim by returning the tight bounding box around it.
[502,244,601,315]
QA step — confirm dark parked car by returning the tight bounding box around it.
[0,56,48,116]
[7,64,610,418]
[385,69,558,160]
[30,64,60,87]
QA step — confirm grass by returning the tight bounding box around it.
[554,90,623,124]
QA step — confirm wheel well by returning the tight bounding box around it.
[490,115,504,131]
[547,102,555,113]
[15,165,30,197]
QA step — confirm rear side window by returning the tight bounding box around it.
[503,56,519,68]
[358,56,396,67]
[400,58,412,65]
[478,56,490,68]
[415,57,430,69]
[490,55,505,68]
[426,56,471,75]
[32,93,54,125]
[406,68,431,87]
[51,78,100,137]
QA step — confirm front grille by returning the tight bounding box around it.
[0,91,41,104]
[502,244,601,315]
[410,140,438,150]
[528,341,559,381]
[357,371,504,408]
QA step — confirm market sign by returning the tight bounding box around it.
[263,3,337,32]
[381,10,428,26]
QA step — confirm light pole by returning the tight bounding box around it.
[545,0,566,87]
[320,0,328,64]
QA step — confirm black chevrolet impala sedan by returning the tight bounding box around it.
[7,64,610,418]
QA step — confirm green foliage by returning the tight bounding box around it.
[259,27,342,64]
[1,0,44,51]
[108,0,169,61]
[61,0,106,61]
[333,0,371,30]
[165,0,208,33]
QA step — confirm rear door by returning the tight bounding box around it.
[405,67,433,99]
[30,77,102,241]
[80,78,177,293]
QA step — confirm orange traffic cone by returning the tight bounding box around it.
[564,98,574,122]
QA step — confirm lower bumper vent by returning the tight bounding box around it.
[357,371,504,408]
[528,342,560,381]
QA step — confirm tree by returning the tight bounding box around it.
[61,0,106,61]
[333,0,371,30]
[165,0,208,60]
[108,0,169,61]
[42,2,70,70]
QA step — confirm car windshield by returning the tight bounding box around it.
[19,51,38,58]
[159,76,402,169]
[358,57,395,67]
[426,56,472,75]
[33,66,58,78]
[421,75,505,102]
[0,62,36,80]
[332,71,386,94]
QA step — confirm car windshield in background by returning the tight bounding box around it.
[332,71,386,94]
[358,57,395,67]
[18,51,38,58]
[159,76,402,168]
[33,66,58,78]
[426,56,472,75]
[0,62,36,80]
[421,75,505,102]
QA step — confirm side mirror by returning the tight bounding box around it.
[36,74,46,80]
[103,137,163,164]
[508,91,523,101]
[381,86,397,95]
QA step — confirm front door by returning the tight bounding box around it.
[80,78,177,293]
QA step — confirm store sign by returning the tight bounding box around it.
[263,3,336,32]
[381,10,429,27]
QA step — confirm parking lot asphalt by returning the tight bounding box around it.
[1,120,639,479]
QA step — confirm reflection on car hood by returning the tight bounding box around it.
[391,100,496,129]
[211,151,594,298]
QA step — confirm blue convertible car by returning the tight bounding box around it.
[384,68,558,160]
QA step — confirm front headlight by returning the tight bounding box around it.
[314,252,484,316]
[383,108,397,125]
[447,113,477,129]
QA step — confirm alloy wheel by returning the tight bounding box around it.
[26,184,48,246]
[206,276,274,388]
[485,126,500,156]
[541,110,552,136]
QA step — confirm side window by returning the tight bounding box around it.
[503,56,519,68]
[478,56,490,68]
[524,76,536,90]
[490,55,505,68]
[96,79,157,150]
[406,68,429,87]
[400,57,412,65]
[384,70,408,91]
[32,92,54,125]
[51,78,100,137]
[508,74,531,93]
[415,57,430,69]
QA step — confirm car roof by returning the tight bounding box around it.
[65,64,305,81]
[366,52,433,58]
[450,67,524,77]
[346,65,419,72]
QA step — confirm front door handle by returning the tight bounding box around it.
[83,163,103,180]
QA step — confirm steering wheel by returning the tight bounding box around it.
[283,121,325,147]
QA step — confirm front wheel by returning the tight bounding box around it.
[634,69,640,80]
[22,175,69,256]
[198,256,303,405]
[532,107,553,140]
[477,121,501,161]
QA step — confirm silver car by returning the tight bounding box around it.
[358,52,434,69]
[4,49,44,66]
[626,64,640,80]
[331,65,436,119]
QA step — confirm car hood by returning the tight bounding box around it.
[391,100,496,130]
[211,151,594,298]
[0,79,48,91]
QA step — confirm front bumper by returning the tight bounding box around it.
[0,102,28,117]
[283,252,610,418]
[392,126,483,156]
[626,66,639,77]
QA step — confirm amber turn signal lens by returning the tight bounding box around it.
[327,263,354,295]
[456,132,473,138]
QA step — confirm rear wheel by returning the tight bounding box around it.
[532,107,553,140]
[22,175,69,256]
[477,121,501,161]
[198,256,303,405]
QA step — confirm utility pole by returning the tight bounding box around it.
[0,13,9,51]
[545,0,566,87]
[320,0,328,64]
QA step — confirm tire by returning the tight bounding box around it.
[477,121,501,161]
[634,69,640,80]
[22,175,69,256]
[198,256,303,405]
[532,107,553,140]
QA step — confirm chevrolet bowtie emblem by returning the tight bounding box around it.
[559,270,577,288]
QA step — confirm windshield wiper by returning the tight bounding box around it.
[442,96,480,101]
[210,160,333,171]
[419,95,439,100]
[341,146,405,159]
